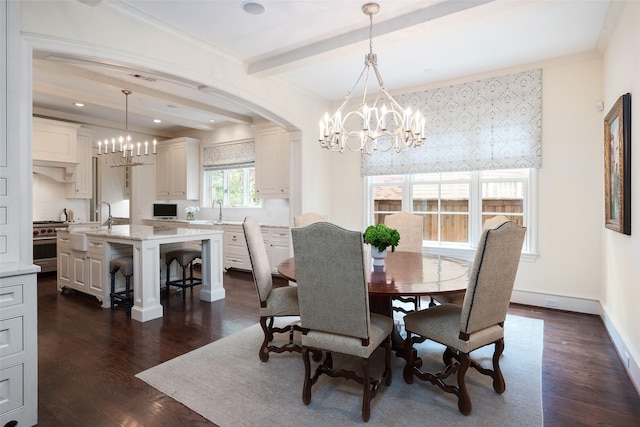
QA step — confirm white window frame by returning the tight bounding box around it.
[366,169,538,262]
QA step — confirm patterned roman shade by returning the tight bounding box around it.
[203,140,255,170]
[361,69,542,176]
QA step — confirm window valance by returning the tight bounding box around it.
[203,140,255,168]
[361,69,542,176]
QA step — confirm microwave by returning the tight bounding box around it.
[153,203,178,218]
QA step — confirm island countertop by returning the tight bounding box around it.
[66,224,223,241]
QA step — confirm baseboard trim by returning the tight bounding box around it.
[600,307,640,396]
[510,290,600,314]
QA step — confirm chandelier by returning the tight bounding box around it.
[319,3,425,155]
[97,89,157,167]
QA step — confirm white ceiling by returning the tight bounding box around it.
[32,0,615,137]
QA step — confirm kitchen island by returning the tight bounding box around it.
[57,224,224,322]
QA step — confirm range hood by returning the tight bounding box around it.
[33,160,77,183]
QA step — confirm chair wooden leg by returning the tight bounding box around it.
[258,317,270,362]
[110,268,117,308]
[302,347,312,405]
[491,338,506,393]
[165,260,172,296]
[384,336,393,386]
[457,352,472,416]
[403,332,415,384]
[361,357,371,422]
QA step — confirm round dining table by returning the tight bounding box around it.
[277,251,469,355]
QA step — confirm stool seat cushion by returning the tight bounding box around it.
[166,249,202,267]
[110,256,134,276]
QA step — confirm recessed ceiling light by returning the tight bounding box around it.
[210,119,216,123]
[242,2,265,15]
[153,119,162,123]
[73,102,85,107]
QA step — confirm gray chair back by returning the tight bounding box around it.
[460,219,526,336]
[291,222,370,340]
[243,216,272,303]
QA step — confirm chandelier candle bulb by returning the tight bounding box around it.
[98,140,102,154]
[153,139,157,154]
[144,141,148,155]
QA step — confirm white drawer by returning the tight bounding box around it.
[268,228,290,243]
[87,238,106,255]
[224,253,249,270]
[0,317,23,358]
[0,363,24,415]
[0,284,24,310]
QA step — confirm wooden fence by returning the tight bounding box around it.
[374,199,523,242]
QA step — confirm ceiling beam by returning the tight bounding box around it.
[246,0,494,77]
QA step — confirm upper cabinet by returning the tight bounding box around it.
[254,124,289,199]
[156,137,200,200]
[66,129,93,199]
[32,118,79,166]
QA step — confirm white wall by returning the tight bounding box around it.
[516,54,603,303]
[602,0,640,390]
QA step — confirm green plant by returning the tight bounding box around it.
[363,224,401,253]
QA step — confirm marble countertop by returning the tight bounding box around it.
[144,218,289,229]
[61,224,223,241]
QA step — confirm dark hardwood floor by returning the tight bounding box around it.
[36,270,640,426]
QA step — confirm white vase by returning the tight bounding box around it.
[371,247,387,267]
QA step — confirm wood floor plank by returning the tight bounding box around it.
[36,271,640,426]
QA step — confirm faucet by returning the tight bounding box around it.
[96,202,112,230]
[217,200,223,223]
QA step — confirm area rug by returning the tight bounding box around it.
[136,315,543,426]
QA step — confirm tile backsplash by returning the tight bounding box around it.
[33,173,88,221]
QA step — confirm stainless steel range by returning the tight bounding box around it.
[33,221,68,273]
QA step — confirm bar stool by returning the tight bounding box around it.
[110,256,134,316]
[165,249,202,301]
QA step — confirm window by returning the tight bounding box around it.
[203,165,261,208]
[369,168,533,253]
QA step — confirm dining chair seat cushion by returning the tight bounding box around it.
[110,256,134,277]
[302,313,393,359]
[404,303,505,354]
[261,286,300,317]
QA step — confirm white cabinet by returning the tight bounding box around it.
[57,231,105,302]
[262,226,291,275]
[66,129,93,198]
[0,271,38,427]
[32,117,79,165]
[255,124,289,199]
[71,250,89,292]
[156,137,200,200]
[223,224,251,271]
[87,237,107,302]
[57,234,71,290]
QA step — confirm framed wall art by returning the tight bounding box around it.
[604,92,631,235]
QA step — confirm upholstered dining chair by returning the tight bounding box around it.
[291,222,393,422]
[402,217,526,415]
[384,212,424,313]
[293,212,328,227]
[433,215,514,306]
[243,216,302,362]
